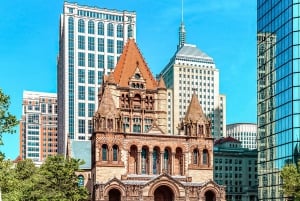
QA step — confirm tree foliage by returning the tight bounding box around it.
[0,156,88,201]
[0,88,18,148]
[281,162,300,200]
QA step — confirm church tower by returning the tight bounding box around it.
[91,39,225,201]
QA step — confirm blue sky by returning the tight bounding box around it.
[0,0,257,159]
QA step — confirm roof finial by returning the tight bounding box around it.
[178,0,186,50]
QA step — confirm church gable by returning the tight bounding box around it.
[112,39,157,90]
[128,64,147,90]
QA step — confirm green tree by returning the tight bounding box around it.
[0,159,20,201]
[281,163,300,200]
[30,155,89,201]
[0,88,18,157]
[0,159,38,201]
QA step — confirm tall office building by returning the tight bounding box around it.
[159,22,226,138]
[257,1,300,200]
[19,91,57,163]
[226,123,257,150]
[57,2,136,154]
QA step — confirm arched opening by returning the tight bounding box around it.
[175,147,183,175]
[193,148,200,165]
[203,149,208,165]
[102,144,108,161]
[109,189,121,201]
[205,190,216,201]
[133,94,141,109]
[154,185,174,201]
[112,145,119,162]
[153,147,160,174]
[164,148,171,174]
[141,146,149,174]
[77,175,84,187]
[129,145,138,174]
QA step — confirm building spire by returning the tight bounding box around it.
[178,0,186,49]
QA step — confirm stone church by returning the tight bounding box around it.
[90,39,226,201]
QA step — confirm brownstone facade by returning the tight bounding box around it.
[91,39,226,201]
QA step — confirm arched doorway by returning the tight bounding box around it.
[154,185,174,201]
[109,189,121,201]
[205,190,216,201]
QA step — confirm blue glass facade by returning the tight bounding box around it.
[257,0,300,200]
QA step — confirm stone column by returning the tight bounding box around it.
[171,152,175,175]
[160,152,164,173]
[149,151,153,174]
[138,151,142,174]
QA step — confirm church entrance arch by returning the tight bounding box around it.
[204,190,216,201]
[108,188,121,201]
[154,185,174,201]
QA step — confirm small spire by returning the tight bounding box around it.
[178,0,186,49]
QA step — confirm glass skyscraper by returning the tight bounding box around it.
[57,2,136,154]
[257,0,300,200]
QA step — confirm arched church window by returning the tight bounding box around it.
[164,148,170,173]
[108,119,113,129]
[78,175,84,187]
[153,148,159,174]
[113,145,118,161]
[203,149,208,165]
[193,148,199,165]
[141,147,148,174]
[102,144,108,161]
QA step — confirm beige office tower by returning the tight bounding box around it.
[160,22,226,138]
[57,2,136,154]
[19,91,57,164]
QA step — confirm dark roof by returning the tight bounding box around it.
[214,136,241,145]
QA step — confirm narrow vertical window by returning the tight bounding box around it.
[113,145,118,161]
[117,24,123,38]
[78,175,84,187]
[102,144,108,161]
[141,148,147,174]
[107,23,114,36]
[88,20,94,34]
[164,149,169,171]
[203,149,208,165]
[78,19,85,33]
[193,149,199,165]
[98,22,104,35]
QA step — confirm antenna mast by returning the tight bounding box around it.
[178,0,186,49]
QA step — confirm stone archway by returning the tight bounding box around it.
[204,190,216,201]
[109,188,121,201]
[154,185,174,201]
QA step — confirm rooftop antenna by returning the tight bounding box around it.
[178,0,186,49]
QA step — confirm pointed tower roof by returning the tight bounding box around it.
[113,39,157,90]
[184,93,207,122]
[97,87,118,116]
[157,77,166,89]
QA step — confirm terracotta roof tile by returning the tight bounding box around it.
[113,39,157,90]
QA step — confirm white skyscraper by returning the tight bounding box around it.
[159,22,226,138]
[57,2,136,154]
[226,123,257,150]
